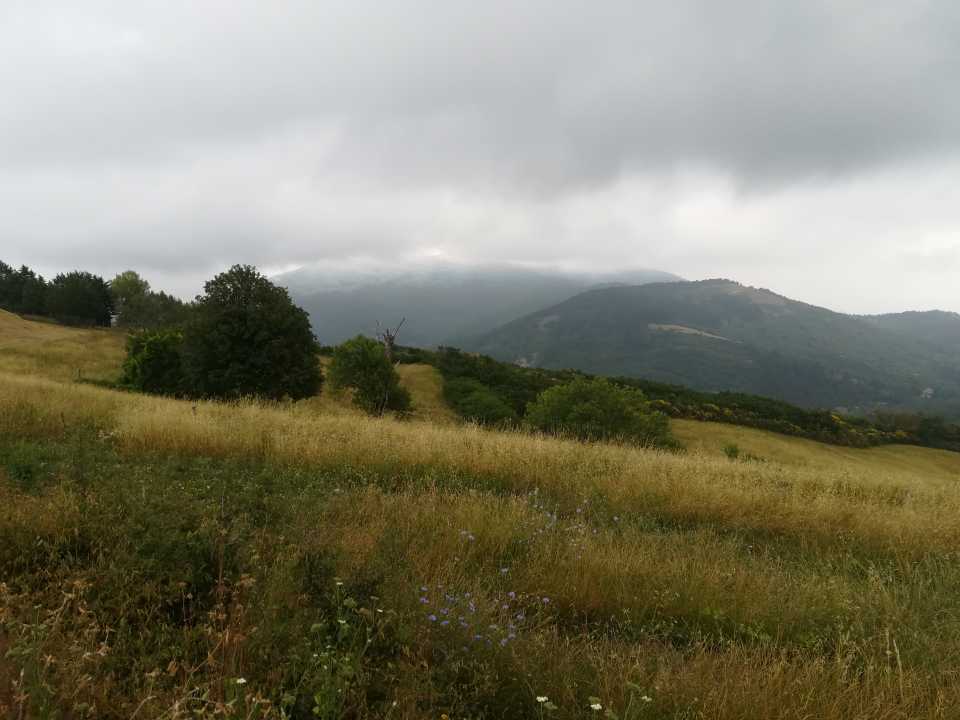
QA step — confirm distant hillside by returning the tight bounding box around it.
[275,263,680,347]
[465,279,960,416]
[863,310,960,355]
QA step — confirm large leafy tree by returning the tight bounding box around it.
[180,265,321,400]
[110,270,151,309]
[46,271,113,326]
[328,335,411,416]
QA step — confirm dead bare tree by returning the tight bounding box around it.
[376,317,405,364]
[375,317,405,415]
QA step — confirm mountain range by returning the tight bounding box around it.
[276,263,680,347]
[464,279,960,417]
[276,264,960,417]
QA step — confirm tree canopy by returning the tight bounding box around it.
[179,265,322,400]
[110,270,151,308]
[46,271,113,326]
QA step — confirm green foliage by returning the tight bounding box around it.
[525,377,674,447]
[46,271,113,326]
[435,346,571,417]
[328,335,411,416]
[109,270,151,308]
[443,377,518,426]
[180,265,322,401]
[413,345,960,453]
[120,329,185,395]
[115,290,192,329]
[0,262,48,316]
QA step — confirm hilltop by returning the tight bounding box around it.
[466,279,960,417]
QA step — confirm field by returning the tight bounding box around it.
[2,312,960,719]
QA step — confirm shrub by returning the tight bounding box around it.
[120,330,185,395]
[443,377,518,426]
[525,377,674,447]
[328,335,411,416]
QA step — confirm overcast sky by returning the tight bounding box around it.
[2,0,959,313]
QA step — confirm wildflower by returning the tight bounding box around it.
[500,638,508,647]
[508,591,516,599]
[420,585,429,592]
[440,620,450,627]
[641,695,653,703]
[235,677,247,685]
[420,597,429,604]
[542,597,551,604]
[536,696,548,703]
[428,614,438,622]
[590,702,602,711]
[500,567,509,574]
[335,580,344,587]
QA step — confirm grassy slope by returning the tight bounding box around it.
[674,419,960,488]
[0,309,125,381]
[2,314,960,719]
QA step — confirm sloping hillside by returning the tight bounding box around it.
[864,310,960,355]
[4,311,960,717]
[466,279,960,416]
[0,309,125,381]
[278,263,679,347]
[674,418,960,487]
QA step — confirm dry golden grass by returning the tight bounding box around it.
[674,418,960,489]
[396,363,459,425]
[0,309,125,382]
[3,312,960,718]
[2,369,959,561]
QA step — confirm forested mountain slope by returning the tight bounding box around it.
[467,279,960,416]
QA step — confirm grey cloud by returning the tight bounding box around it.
[4,1,960,186]
[2,1,960,313]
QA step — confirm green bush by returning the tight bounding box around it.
[525,377,674,447]
[443,377,517,426]
[328,336,411,416]
[120,329,185,395]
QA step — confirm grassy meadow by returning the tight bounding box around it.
[2,312,960,718]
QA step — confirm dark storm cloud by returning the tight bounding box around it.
[2,0,960,311]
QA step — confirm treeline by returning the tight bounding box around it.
[397,346,960,453]
[0,261,189,328]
